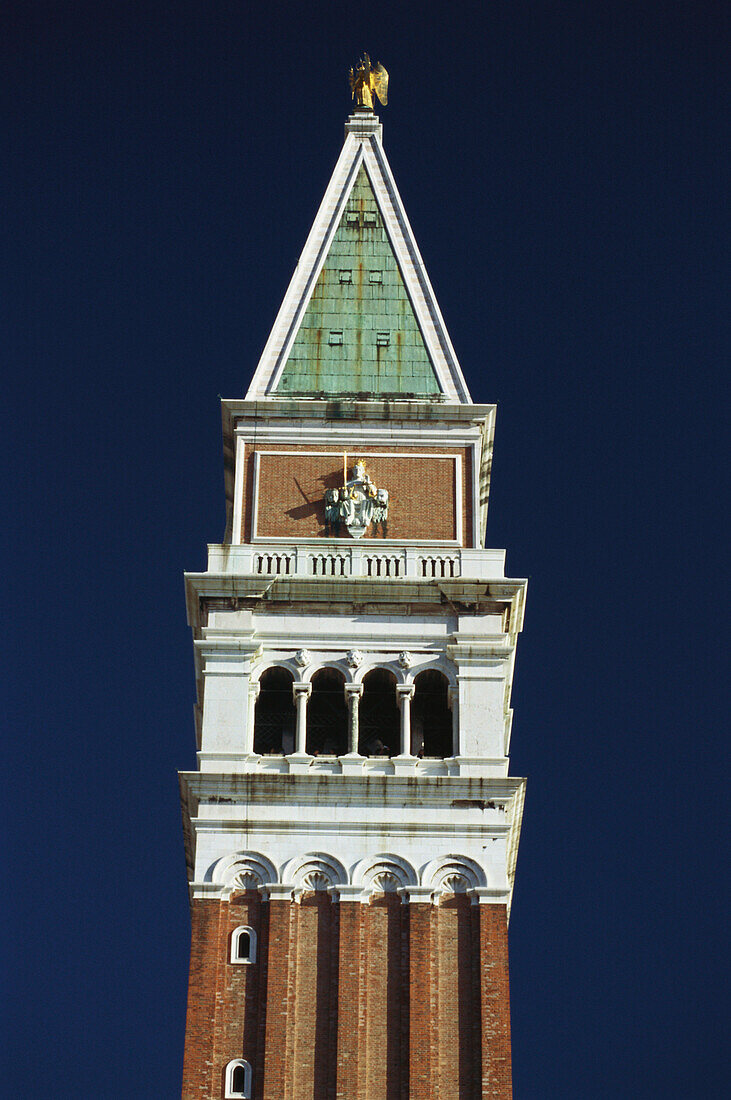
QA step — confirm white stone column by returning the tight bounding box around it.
[245,681,260,755]
[344,683,364,755]
[447,686,458,758]
[396,684,415,757]
[292,682,312,756]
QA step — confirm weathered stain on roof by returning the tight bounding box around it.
[275,165,441,397]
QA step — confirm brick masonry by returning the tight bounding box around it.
[241,445,474,545]
[181,895,512,1099]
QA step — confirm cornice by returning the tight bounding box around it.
[179,770,525,807]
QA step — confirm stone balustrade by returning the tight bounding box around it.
[207,543,506,581]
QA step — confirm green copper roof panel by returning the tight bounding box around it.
[274,166,441,396]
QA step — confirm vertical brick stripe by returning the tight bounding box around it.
[479,904,513,1098]
[335,902,362,1099]
[408,903,433,1099]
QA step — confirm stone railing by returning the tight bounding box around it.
[206,543,506,581]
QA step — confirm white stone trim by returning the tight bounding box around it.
[231,437,245,547]
[282,852,348,900]
[206,542,507,578]
[471,442,480,548]
[250,451,261,540]
[421,854,487,900]
[190,847,514,908]
[352,853,417,902]
[209,851,278,896]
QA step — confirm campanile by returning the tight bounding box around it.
[180,85,527,1100]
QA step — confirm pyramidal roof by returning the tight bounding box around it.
[246,112,472,403]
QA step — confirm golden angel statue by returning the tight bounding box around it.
[349,54,389,110]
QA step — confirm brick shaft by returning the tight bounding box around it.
[181,896,512,1100]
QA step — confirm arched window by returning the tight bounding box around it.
[254,667,295,755]
[224,1059,252,1099]
[230,925,257,965]
[359,669,399,757]
[412,670,452,758]
[307,668,347,755]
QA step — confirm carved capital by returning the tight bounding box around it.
[292,681,312,700]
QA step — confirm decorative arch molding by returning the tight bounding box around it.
[209,851,278,897]
[352,853,418,900]
[251,660,298,685]
[281,852,348,900]
[421,855,487,900]
[405,656,457,688]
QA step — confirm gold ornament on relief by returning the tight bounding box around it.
[349,54,389,110]
[324,455,389,539]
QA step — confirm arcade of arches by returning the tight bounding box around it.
[253,666,454,758]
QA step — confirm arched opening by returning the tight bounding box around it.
[230,925,257,965]
[225,1058,252,1099]
[253,667,295,755]
[412,670,452,758]
[359,669,399,757]
[307,668,347,755]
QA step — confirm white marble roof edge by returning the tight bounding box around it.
[245,135,365,400]
[363,138,472,404]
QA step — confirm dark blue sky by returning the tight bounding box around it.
[3,3,728,1096]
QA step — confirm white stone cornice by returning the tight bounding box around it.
[180,770,524,805]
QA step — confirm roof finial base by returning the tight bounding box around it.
[345,111,383,143]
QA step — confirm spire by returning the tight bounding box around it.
[246,112,472,403]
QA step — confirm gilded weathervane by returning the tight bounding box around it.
[349,54,389,111]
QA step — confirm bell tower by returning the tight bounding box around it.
[180,103,526,1100]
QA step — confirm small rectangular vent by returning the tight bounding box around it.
[363,211,378,227]
[376,332,390,347]
[369,270,382,284]
[328,331,343,346]
[346,212,360,227]
[339,270,352,283]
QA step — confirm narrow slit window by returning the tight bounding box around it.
[328,331,343,346]
[376,332,390,347]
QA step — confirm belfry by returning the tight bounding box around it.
[180,75,527,1100]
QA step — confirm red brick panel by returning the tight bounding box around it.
[335,903,363,1099]
[363,895,406,1100]
[408,903,434,1100]
[261,900,294,1100]
[241,445,474,546]
[182,895,267,1100]
[479,904,513,1098]
[291,894,338,1099]
[182,900,222,1099]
